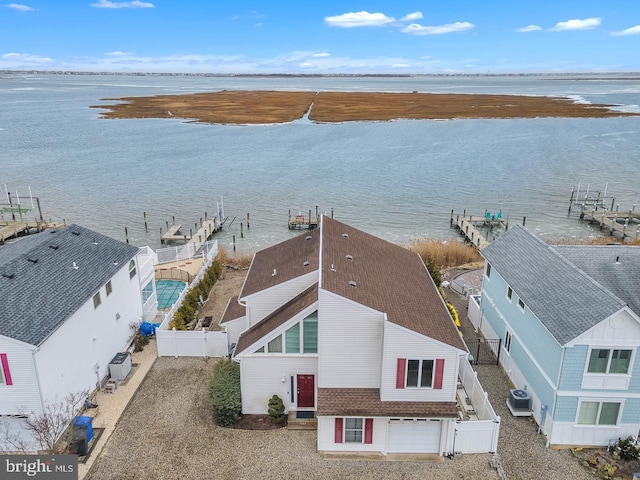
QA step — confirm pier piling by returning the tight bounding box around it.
[241,222,244,238]
[125,227,129,244]
[233,235,236,251]
[144,212,148,230]
[247,213,250,229]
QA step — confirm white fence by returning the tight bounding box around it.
[454,357,500,454]
[468,294,482,330]
[157,239,219,265]
[156,240,228,357]
[156,328,228,357]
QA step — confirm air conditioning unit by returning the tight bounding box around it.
[509,389,532,410]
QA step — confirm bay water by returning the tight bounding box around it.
[1,73,639,252]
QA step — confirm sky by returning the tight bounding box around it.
[1,1,639,73]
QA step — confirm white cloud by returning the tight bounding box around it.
[325,11,395,28]
[1,52,53,65]
[401,11,423,22]
[91,0,154,9]
[401,21,474,35]
[611,25,640,36]
[312,52,331,58]
[105,51,133,56]
[550,17,601,31]
[516,25,542,32]
[5,3,34,11]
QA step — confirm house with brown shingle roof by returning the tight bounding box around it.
[227,216,497,457]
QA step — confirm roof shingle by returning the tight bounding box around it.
[481,225,626,345]
[317,388,458,417]
[0,225,139,345]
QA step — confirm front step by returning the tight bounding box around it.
[287,411,317,431]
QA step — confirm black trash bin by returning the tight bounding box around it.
[71,428,88,456]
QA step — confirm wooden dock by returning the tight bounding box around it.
[578,208,640,241]
[568,186,639,242]
[450,210,509,250]
[288,208,320,230]
[162,220,218,244]
[0,220,64,244]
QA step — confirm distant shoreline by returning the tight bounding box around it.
[91,90,639,125]
[2,70,640,78]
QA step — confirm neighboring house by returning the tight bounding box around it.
[0,224,155,450]
[477,224,640,447]
[228,216,496,456]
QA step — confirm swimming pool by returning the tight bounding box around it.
[155,279,187,309]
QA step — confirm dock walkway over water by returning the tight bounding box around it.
[450,210,511,250]
[568,186,639,242]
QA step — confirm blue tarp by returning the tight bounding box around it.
[139,322,160,337]
[72,416,94,443]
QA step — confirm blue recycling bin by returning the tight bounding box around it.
[72,415,94,443]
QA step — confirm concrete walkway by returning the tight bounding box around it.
[78,339,158,480]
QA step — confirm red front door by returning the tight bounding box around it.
[297,374,315,408]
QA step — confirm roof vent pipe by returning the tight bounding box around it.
[72,262,79,270]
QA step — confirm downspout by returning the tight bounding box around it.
[31,347,45,414]
[547,345,566,448]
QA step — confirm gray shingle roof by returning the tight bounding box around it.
[0,224,139,346]
[481,225,626,345]
[552,245,640,317]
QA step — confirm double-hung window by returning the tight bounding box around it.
[406,359,434,388]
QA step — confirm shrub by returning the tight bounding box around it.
[446,302,461,327]
[133,332,149,352]
[208,359,241,427]
[267,395,286,425]
[616,436,639,461]
[168,259,223,331]
[424,256,442,287]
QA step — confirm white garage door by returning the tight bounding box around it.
[387,419,441,453]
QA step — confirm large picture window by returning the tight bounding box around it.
[577,401,621,426]
[587,349,632,375]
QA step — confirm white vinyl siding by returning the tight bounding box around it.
[239,356,317,414]
[0,338,41,416]
[317,290,383,388]
[380,322,459,402]
[317,416,386,453]
[34,261,142,408]
[243,271,318,326]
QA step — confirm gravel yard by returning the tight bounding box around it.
[87,356,498,480]
[87,266,597,480]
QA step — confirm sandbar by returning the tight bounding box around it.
[91,90,638,124]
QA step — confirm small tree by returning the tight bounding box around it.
[208,358,241,427]
[0,390,88,454]
[267,395,286,425]
[424,256,442,287]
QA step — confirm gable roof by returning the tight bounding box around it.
[552,244,640,317]
[321,217,466,351]
[481,225,626,345]
[234,284,318,355]
[239,230,319,298]
[219,295,246,325]
[0,224,140,346]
